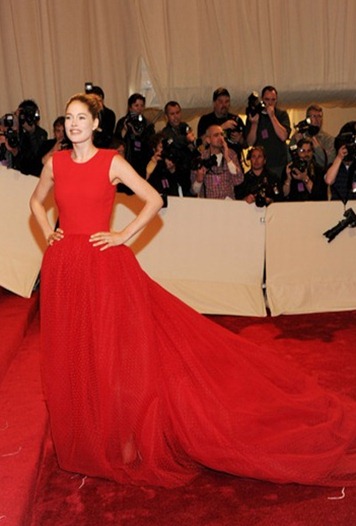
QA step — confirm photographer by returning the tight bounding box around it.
[146,132,165,179]
[191,124,243,199]
[246,86,291,179]
[88,85,116,149]
[0,113,19,168]
[282,139,328,201]
[147,139,192,198]
[197,87,245,161]
[14,99,48,176]
[162,101,191,150]
[235,146,282,206]
[114,93,155,177]
[161,101,199,171]
[289,104,335,169]
[324,121,356,203]
[39,116,71,166]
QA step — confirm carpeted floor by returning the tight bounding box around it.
[29,436,356,526]
[2,288,356,526]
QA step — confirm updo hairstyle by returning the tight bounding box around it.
[65,93,103,120]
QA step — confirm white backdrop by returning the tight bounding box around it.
[1,0,356,134]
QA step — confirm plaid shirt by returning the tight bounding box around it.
[191,149,243,199]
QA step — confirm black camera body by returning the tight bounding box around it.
[294,118,320,137]
[161,138,182,164]
[289,144,308,174]
[1,113,19,148]
[250,179,280,207]
[334,122,356,163]
[323,208,356,242]
[225,115,244,143]
[19,105,40,127]
[335,131,356,163]
[126,112,145,136]
[246,92,266,118]
[191,154,218,171]
[230,115,244,133]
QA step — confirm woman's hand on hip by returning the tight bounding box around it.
[47,228,64,246]
[89,231,126,251]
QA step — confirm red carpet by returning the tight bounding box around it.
[1,288,356,525]
[0,289,48,526]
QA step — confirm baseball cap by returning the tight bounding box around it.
[213,87,230,101]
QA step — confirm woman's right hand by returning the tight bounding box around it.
[47,228,64,246]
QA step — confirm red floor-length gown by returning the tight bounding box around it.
[40,148,356,488]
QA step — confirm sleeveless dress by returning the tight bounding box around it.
[40,149,356,488]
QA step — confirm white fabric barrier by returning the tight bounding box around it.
[2,166,356,317]
[112,195,267,316]
[0,167,56,298]
[0,168,266,315]
[265,201,356,315]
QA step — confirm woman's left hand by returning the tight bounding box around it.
[89,231,126,251]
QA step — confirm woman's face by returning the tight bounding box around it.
[54,124,65,142]
[65,100,98,145]
[129,99,145,115]
[155,141,163,155]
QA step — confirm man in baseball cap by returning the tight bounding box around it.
[197,87,245,160]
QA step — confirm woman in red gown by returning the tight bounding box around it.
[30,93,356,489]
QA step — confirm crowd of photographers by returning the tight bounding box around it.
[1,84,356,208]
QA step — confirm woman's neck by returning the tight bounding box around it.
[71,143,98,163]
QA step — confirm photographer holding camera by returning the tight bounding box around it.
[290,104,335,169]
[324,122,356,203]
[282,138,328,201]
[191,124,243,199]
[0,113,20,168]
[235,146,282,206]
[246,86,291,180]
[162,101,191,149]
[197,88,245,161]
[147,137,192,198]
[161,101,199,173]
[114,93,155,178]
[86,85,116,149]
[13,99,48,176]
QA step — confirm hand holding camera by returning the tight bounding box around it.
[0,114,19,150]
[224,118,244,144]
[246,92,266,121]
[337,144,350,162]
[222,119,242,132]
[292,167,307,181]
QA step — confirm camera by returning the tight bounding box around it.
[161,138,182,164]
[335,131,356,163]
[4,113,15,128]
[246,92,266,118]
[191,154,218,171]
[125,111,145,136]
[18,105,40,127]
[0,113,19,148]
[226,115,244,143]
[250,180,280,207]
[323,208,356,242]
[289,144,308,174]
[294,118,320,137]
